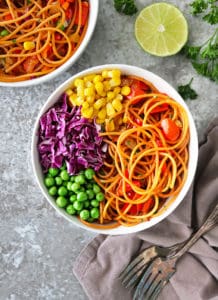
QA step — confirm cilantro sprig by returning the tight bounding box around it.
[190,0,218,24]
[183,29,218,82]
[178,78,198,100]
[113,0,138,16]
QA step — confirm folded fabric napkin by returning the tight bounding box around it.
[73,118,218,300]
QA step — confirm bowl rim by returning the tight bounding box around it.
[31,64,199,235]
[0,0,99,87]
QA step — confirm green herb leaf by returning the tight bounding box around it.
[190,0,218,24]
[178,78,198,100]
[184,29,218,82]
[114,0,138,16]
[203,5,218,24]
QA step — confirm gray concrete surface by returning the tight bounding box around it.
[0,0,217,299]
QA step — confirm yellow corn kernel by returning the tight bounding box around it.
[96,118,105,124]
[82,101,89,109]
[77,86,84,97]
[102,70,108,78]
[85,81,94,88]
[84,74,95,82]
[69,93,77,106]
[103,80,111,92]
[113,87,121,94]
[84,87,95,97]
[112,98,122,112]
[23,41,35,50]
[74,78,84,87]
[66,88,73,96]
[108,69,121,78]
[86,96,95,104]
[107,119,115,131]
[109,77,121,87]
[94,98,106,110]
[75,96,84,106]
[98,108,107,120]
[115,94,123,101]
[106,102,115,116]
[82,107,94,119]
[95,82,104,95]
[93,75,103,84]
[123,115,128,123]
[121,86,131,96]
[107,91,115,101]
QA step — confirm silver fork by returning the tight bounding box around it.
[133,202,218,300]
[119,241,185,288]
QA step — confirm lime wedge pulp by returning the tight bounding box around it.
[135,3,188,57]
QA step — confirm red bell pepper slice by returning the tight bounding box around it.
[150,103,169,114]
[127,79,150,100]
[74,2,89,26]
[160,118,180,142]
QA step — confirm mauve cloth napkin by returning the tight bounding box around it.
[73,118,218,300]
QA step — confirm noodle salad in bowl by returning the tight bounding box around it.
[31,64,198,235]
[0,0,98,86]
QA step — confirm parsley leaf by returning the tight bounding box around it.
[190,0,218,24]
[114,0,138,16]
[184,29,218,82]
[178,78,198,100]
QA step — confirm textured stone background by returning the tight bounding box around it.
[0,0,217,299]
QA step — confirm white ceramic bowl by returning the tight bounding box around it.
[31,64,199,235]
[0,0,99,87]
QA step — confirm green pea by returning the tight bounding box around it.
[58,186,68,196]
[93,184,101,194]
[71,182,80,192]
[55,176,62,186]
[70,176,76,182]
[87,217,94,223]
[67,182,73,191]
[86,189,95,200]
[77,191,88,202]
[87,183,93,189]
[48,186,57,196]
[60,170,69,181]
[56,196,67,208]
[0,29,9,37]
[84,200,90,208]
[48,167,59,177]
[90,207,100,219]
[75,174,86,185]
[91,200,99,207]
[66,204,76,215]
[84,168,95,180]
[60,162,67,170]
[62,181,68,187]
[44,177,55,187]
[80,186,85,192]
[73,201,83,211]
[96,192,104,202]
[80,209,90,220]
[69,194,77,203]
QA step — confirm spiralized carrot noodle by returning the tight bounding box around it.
[0,0,89,82]
[83,74,190,228]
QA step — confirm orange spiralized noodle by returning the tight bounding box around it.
[0,0,89,82]
[84,76,190,228]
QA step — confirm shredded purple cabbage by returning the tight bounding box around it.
[38,93,105,175]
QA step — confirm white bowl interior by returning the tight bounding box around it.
[31,64,199,235]
[0,0,99,87]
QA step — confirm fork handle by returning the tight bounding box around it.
[172,202,218,261]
